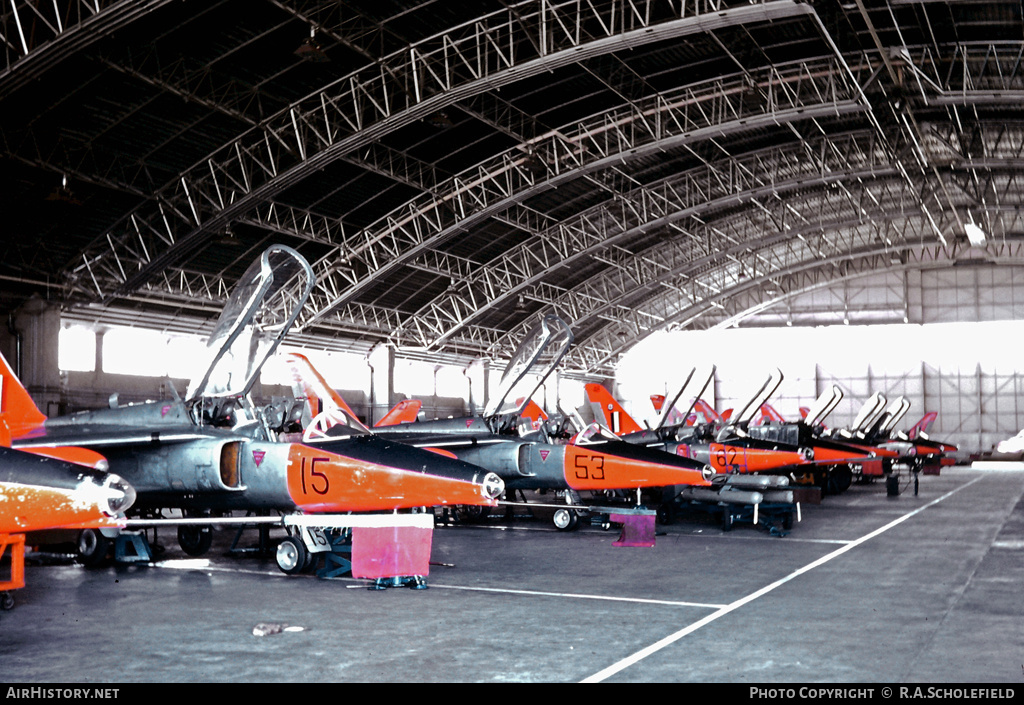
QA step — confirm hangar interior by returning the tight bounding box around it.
[3,0,1024,456]
[2,0,1024,685]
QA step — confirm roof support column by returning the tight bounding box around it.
[366,343,394,427]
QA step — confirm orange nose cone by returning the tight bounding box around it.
[563,444,711,490]
[286,445,499,512]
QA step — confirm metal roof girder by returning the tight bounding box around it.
[68,0,811,302]
[392,129,897,347]
[302,60,864,326]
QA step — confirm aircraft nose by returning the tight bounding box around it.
[701,464,716,482]
[102,475,137,516]
[481,472,505,500]
[800,447,814,462]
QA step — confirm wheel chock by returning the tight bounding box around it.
[114,531,153,563]
[315,533,353,579]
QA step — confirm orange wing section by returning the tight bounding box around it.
[584,383,645,436]
[0,354,115,471]
[375,399,422,427]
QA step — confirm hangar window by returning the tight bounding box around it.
[58,326,96,372]
[261,348,369,396]
[100,327,206,378]
[395,359,442,398]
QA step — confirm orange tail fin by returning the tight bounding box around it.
[518,399,548,428]
[284,353,370,433]
[650,394,666,413]
[375,399,422,427]
[907,412,938,439]
[692,399,721,424]
[0,352,47,438]
[583,383,644,435]
[759,403,787,424]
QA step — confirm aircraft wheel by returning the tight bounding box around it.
[454,504,489,524]
[276,536,308,575]
[0,591,14,610]
[302,548,320,574]
[76,529,110,567]
[721,510,734,532]
[831,466,853,494]
[177,525,213,557]
[886,474,901,497]
[553,508,579,532]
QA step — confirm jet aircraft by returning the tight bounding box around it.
[587,370,816,477]
[8,246,503,571]
[590,369,877,476]
[0,367,136,608]
[816,394,957,483]
[287,315,716,531]
[598,368,881,496]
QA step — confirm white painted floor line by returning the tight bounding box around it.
[580,477,984,683]
[149,559,726,607]
[430,583,727,609]
[149,559,726,606]
[678,533,852,546]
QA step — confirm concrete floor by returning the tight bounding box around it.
[1,465,1021,683]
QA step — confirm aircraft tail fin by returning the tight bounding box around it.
[0,352,48,438]
[651,393,688,426]
[284,353,371,434]
[584,383,645,435]
[692,399,721,425]
[650,394,666,414]
[652,393,711,426]
[907,411,938,439]
[519,399,549,425]
[758,403,787,424]
[374,399,422,427]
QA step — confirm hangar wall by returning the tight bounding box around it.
[738,264,1024,329]
[632,264,1024,458]
[786,264,1024,456]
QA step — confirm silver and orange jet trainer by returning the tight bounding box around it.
[288,315,716,531]
[8,246,503,569]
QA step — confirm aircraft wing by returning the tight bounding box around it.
[11,423,240,450]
